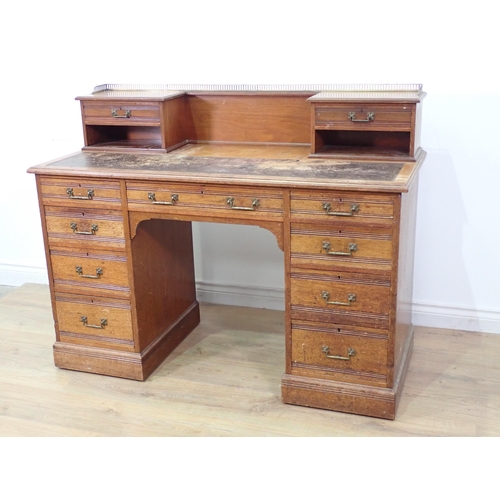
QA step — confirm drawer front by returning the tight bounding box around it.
[55,293,134,351]
[127,182,284,220]
[314,103,413,131]
[50,249,130,298]
[45,207,125,249]
[39,176,122,209]
[291,321,388,386]
[81,100,161,125]
[291,224,393,273]
[291,190,394,225]
[290,270,392,330]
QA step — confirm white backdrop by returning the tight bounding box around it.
[1,0,499,333]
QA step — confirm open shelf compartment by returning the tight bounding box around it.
[311,130,412,160]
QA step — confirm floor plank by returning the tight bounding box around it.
[1,283,499,436]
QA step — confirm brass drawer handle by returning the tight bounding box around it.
[322,202,359,217]
[322,345,356,361]
[348,111,374,122]
[321,291,356,306]
[66,188,94,200]
[148,192,179,205]
[75,266,103,279]
[322,241,358,256]
[111,109,131,118]
[70,222,98,235]
[81,316,107,329]
[226,197,260,211]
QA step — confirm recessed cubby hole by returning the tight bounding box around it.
[84,125,163,150]
[313,130,411,159]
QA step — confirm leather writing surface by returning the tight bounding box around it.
[48,152,404,183]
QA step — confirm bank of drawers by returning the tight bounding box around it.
[289,189,396,387]
[40,176,135,352]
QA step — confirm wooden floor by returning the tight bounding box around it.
[1,283,499,436]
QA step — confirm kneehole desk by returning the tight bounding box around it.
[28,84,425,419]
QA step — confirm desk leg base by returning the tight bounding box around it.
[281,375,398,419]
[281,333,413,420]
[53,301,200,381]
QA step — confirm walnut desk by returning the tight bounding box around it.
[28,84,426,419]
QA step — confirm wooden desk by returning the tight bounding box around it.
[28,84,425,419]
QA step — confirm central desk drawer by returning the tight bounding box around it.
[127,182,284,220]
[290,270,392,330]
[81,101,161,125]
[44,206,125,249]
[291,190,395,225]
[55,293,134,351]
